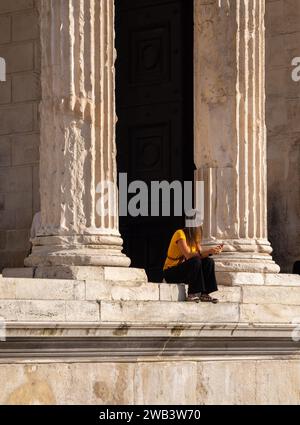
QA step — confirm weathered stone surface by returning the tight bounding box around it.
[0,300,65,321]
[0,279,15,299]
[0,79,11,105]
[266,1,300,273]
[33,266,146,282]
[194,0,280,274]
[15,279,76,300]
[196,361,257,405]
[6,230,29,251]
[216,271,265,286]
[0,0,33,14]
[264,273,300,286]
[5,191,32,212]
[103,267,147,282]
[0,16,11,44]
[216,286,241,303]
[100,301,239,323]
[0,1,41,273]
[84,281,110,301]
[0,363,135,405]
[135,362,198,405]
[159,281,241,303]
[0,43,33,73]
[0,135,11,165]
[240,303,300,323]
[0,104,34,135]
[86,281,159,302]
[159,283,186,301]
[12,9,38,41]
[23,0,131,272]
[0,358,300,404]
[12,73,40,103]
[2,268,34,278]
[65,301,99,322]
[242,286,300,305]
[217,272,300,287]
[33,266,99,281]
[255,360,300,404]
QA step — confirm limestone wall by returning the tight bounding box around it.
[266,0,300,272]
[1,359,300,405]
[0,0,40,270]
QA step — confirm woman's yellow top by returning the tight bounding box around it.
[163,229,197,271]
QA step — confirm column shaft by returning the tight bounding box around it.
[26,0,130,268]
[194,0,279,273]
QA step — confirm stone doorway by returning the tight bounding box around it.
[115,0,195,282]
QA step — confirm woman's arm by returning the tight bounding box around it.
[197,243,223,258]
[177,239,200,260]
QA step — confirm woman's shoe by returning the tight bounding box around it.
[199,293,219,304]
[186,294,200,303]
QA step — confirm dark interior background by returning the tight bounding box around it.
[115,0,194,282]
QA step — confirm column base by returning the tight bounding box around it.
[214,256,280,274]
[24,234,131,269]
[203,238,280,275]
[2,265,148,282]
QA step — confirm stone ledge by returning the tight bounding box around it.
[0,277,241,303]
[100,301,239,323]
[2,266,148,282]
[216,272,300,286]
[0,299,100,322]
[0,296,299,324]
[0,322,299,360]
[240,304,300,323]
[0,276,299,324]
[242,286,300,305]
[4,321,299,338]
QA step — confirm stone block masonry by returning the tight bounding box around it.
[0,0,40,270]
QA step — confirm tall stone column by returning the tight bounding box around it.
[25,0,131,276]
[194,0,280,275]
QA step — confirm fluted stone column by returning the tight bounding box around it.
[25,0,131,276]
[194,0,280,275]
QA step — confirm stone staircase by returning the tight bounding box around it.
[0,272,299,325]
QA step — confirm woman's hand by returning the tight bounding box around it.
[209,244,224,255]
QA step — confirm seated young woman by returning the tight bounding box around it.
[163,218,223,303]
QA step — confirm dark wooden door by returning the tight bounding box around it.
[115,0,194,282]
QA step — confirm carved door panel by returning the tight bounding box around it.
[116,0,194,282]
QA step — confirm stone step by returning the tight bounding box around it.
[100,300,239,323]
[0,296,299,324]
[0,299,239,323]
[100,295,300,324]
[0,276,240,303]
[1,276,300,305]
[242,285,300,305]
[1,266,148,283]
[216,272,300,286]
[240,303,300,324]
[3,269,300,288]
[0,275,299,324]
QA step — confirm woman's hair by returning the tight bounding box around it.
[183,225,203,249]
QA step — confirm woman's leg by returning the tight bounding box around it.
[198,257,218,295]
[163,257,206,295]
